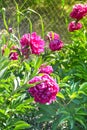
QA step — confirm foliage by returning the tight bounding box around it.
[0,1,87,130]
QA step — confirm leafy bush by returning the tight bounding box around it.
[0,1,87,130]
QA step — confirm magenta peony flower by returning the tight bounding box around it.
[49,39,63,51]
[20,33,30,56]
[39,64,53,74]
[20,33,30,48]
[20,32,45,56]
[46,32,60,41]
[70,4,87,20]
[28,74,59,104]
[68,21,82,32]
[30,32,45,55]
[9,52,19,60]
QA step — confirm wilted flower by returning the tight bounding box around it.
[70,4,87,20]
[68,21,82,32]
[28,74,59,104]
[49,39,63,51]
[39,64,53,74]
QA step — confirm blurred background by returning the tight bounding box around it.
[0,0,87,43]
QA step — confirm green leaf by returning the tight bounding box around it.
[79,82,87,91]
[57,92,65,99]
[14,121,30,130]
[75,117,86,129]
[0,67,7,79]
[24,62,31,71]
[69,92,78,99]
[38,116,52,122]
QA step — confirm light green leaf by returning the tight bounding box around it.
[57,92,65,99]
[14,121,30,130]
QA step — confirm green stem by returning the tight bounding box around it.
[27,8,44,38]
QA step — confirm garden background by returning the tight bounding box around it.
[0,0,87,130]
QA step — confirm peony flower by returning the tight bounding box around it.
[28,74,59,104]
[68,21,82,32]
[39,64,53,74]
[20,33,30,57]
[46,32,60,41]
[20,32,45,56]
[30,32,45,55]
[20,33,30,48]
[9,52,19,60]
[70,4,87,20]
[49,39,63,51]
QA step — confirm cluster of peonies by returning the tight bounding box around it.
[68,4,87,32]
[28,74,59,104]
[46,32,63,51]
[1,31,64,60]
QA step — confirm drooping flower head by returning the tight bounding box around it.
[38,64,53,74]
[70,4,87,20]
[46,32,64,51]
[49,39,63,51]
[28,74,59,104]
[68,21,82,32]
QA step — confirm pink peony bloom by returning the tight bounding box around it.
[20,34,30,56]
[49,39,63,51]
[39,64,53,74]
[20,32,45,56]
[20,33,30,48]
[9,52,19,60]
[30,32,45,55]
[70,4,87,20]
[68,21,82,32]
[29,76,42,84]
[28,74,59,104]
[46,32,60,41]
